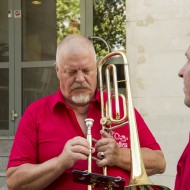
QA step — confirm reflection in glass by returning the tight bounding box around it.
[0,69,9,130]
[93,0,126,57]
[22,0,57,61]
[22,0,80,62]
[22,67,59,112]
[0,1,9,62]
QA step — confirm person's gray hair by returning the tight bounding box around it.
[55,34,96,65]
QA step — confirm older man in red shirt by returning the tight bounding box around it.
[6,34,166,190]
[174,46,190,190]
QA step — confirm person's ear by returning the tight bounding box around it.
[54,63,58,72]
[54,63,60,79]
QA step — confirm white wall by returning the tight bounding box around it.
[126,0,190,189]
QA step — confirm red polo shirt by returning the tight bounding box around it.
[7,89,161,190]
[174,133,190,190]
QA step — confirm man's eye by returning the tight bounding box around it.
[83,70,90,74]
[68,71,76,75]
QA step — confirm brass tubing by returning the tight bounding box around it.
[106,64,120,120]
[85,118,94,190]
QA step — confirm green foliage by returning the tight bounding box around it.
[93,0,126,56]
[56,0,80,44]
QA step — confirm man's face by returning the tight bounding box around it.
[178,46,190,108]
[55,49,97,105]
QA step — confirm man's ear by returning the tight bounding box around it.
[54,63,58,72]
[54,63,60,79]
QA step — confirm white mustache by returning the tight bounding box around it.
[70,82,90,90]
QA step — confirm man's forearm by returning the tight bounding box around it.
[141,148,166,175]
[115,148,166,175]
[6,156,66,190]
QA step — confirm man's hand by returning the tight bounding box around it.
[58,136,93,169]
[95,130,120,167]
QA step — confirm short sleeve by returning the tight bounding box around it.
[7,104,38,168]
[135,109,161,150]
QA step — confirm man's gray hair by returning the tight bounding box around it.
[55,34,96,65]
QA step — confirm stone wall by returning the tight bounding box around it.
[0,137,13,190]
[126,0,190,189]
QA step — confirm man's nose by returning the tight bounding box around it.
[178,64,186,78]
[75,70,85,82]
[178,70,183,78]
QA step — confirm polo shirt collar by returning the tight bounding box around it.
[50,88,101,111]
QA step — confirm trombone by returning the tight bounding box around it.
[73,37,171,189]
[97,50,171,190]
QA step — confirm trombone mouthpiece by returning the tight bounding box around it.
[85,118,94,128]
